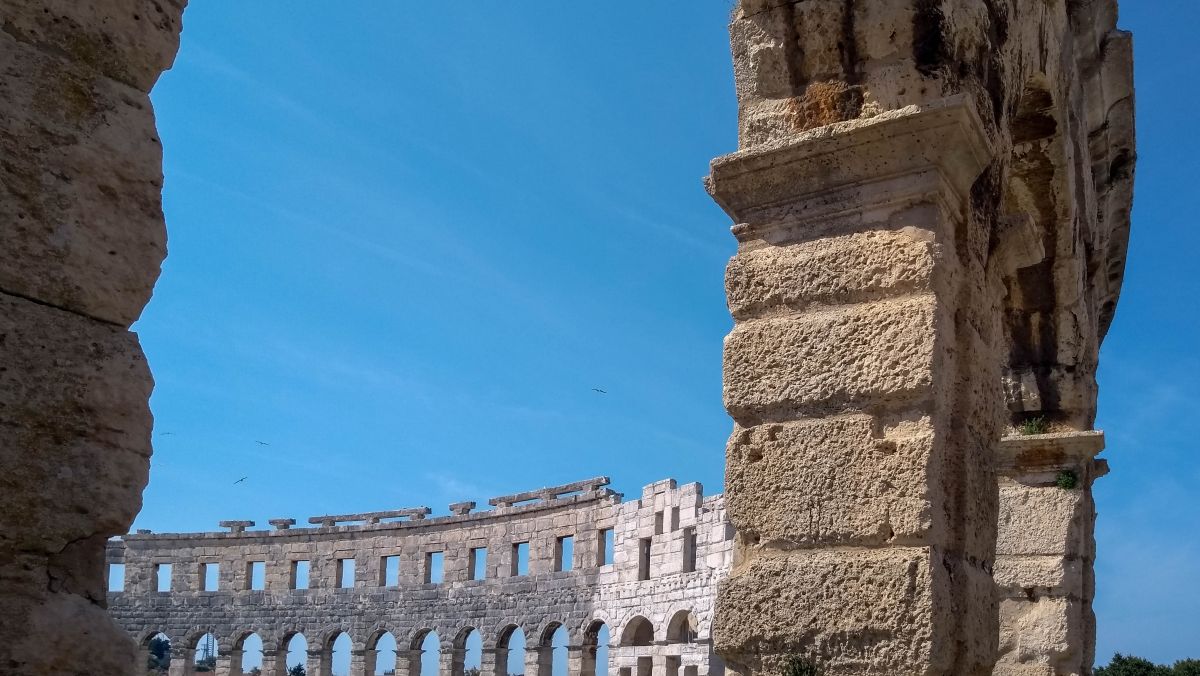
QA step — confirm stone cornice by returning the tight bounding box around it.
[996,431,1106,475]
[706,95,994,227]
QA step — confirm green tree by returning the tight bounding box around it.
[1173,660,1200,676]
[1097,654,1172,676]
[288,665,306,676]
[147,636,171,671]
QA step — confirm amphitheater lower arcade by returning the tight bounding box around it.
[106,478,732,676]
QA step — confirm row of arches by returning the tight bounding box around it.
[138,611,699,676]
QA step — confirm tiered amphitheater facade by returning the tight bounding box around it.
[106,478,731,676]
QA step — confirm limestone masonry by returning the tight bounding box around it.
[106,477,731,676]
[1,1,1134,676]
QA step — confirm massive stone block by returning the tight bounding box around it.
[0,29,170,327]
[0,1,186,674]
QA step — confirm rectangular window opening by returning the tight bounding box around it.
[200,562,219,591]
[247,561,265,590]
[670,506,681,531]
[425,551,444,584]
[469,547,487,581]
[638,538,652,581]
[155,563,172,592]
[599,528,614,567]
[291,560,310,590]
[512,542,529,576]
[107,563,125,592]
[654,511,664,535]
[555,535,574,572]
[337,558,356,588]
[683,527,697,573]
[380,555,400,587]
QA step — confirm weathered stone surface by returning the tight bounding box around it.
[724,416,936,547]
[997,598,1084,674]
[997,484,1086,557]
[0,293,154,673]
[712,1,1134,673]
[723,295,940,419]
[0,0,186,90]
[994,556,1081,596]
[725,227,938,320]
[0,293,153,549]
[714,548,944,675]
[0,1,185,674]
[0,30,169,326]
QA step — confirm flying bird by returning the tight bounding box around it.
[255,441,270,446]
[592,388,607,394]
[233,477,248,485]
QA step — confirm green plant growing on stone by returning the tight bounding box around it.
[782,654,821,676]
[1018,415,1049,435]
[1055,470,1079,490]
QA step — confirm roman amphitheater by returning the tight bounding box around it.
[0,1,1135,676]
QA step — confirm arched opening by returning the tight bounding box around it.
[581,621,610,676]
[367,631,398,676]
[620,617,655,676]
[286,633,310,675]
[500,626,526,676]
[665,611,698,645]
[233,632,265,676]
[192,632,219,673]
[143,632,172,674]
[329,631,352,676]
[453,628,482,676]
[620,617,654,647]
[415,630,441,676]
[544,624,568,676]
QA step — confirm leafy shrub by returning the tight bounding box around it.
[1018,416,1049,435]
[1055,470,1079,489]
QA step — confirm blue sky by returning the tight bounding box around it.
[137,2,1197,670]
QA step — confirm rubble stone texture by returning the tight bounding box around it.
[708,1,1133,675]
[0,1,187,675]
[106,478,732,676]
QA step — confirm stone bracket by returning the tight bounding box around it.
[996,431,1106,476]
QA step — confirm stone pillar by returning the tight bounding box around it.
[226,653,246,676]
[354,648,376,676]
[525,647,548,676]
[170,656,190,676]
[442,647,465,676]
[261,649,286,676]
[215,652,236,676]
[308,649,328,676]
[710,90,1000,675]
[400,649,423,676]
[482,648,504,676]
[0,2,186,675]
[993,432,1107,676]
[578,644,597,676]
[567,645,585,676]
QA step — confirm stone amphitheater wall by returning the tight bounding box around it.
[107,477,732,676]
